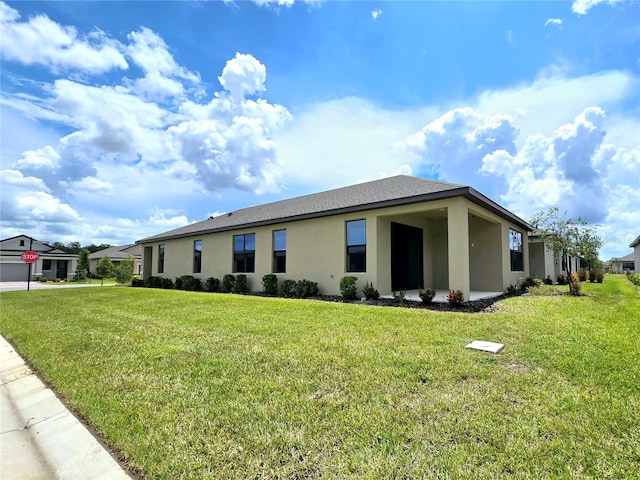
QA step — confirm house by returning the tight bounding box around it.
[136,175,533,301]
[89,244,142,276]
[0,235,79,282]
[528,232,584,281]
[611,251,636,273]
[630,235,640,273]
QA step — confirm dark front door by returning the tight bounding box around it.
[391,222,423,291]
[56,260,68,279]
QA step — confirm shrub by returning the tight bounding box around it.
[161,277,174,289]
[589,270,597,283]
[527,285,561,296]
[507,284,518,294]
[233,274,249,294]
[262,274,278,295]
[543,275,553,285]
[557,273,568,285]
[393,290,406,305]
[295,279,319,298]
[447,289,464,306]
[221,274,235,293]
[204,277,220,292]
[176,275,202,291]
[362,281,380,300]
[595,269,604,283]
[569,273,582,296]
[628,274,640,286]
[339,276,358,300]
[146,276,163,288]
[278,279,297,298]
[131,278,145,287]
[521,277,542,291]
[578,268,588,282]
[419,287,436,304]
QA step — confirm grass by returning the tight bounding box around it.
[1,275,638,479]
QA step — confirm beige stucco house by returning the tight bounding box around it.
[0,235,79,281]
[528,232,583,281]
[630,235,640,273]
[89,244,142,276]
[136,175,533,301]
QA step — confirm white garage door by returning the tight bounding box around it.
[0,262,30,282]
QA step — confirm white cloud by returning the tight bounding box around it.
[572,0,624,15]
[372,9,382,20]
[544,18,563,27]
[218,53,267,101]
[0,1,127,74]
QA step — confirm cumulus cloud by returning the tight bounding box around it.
[572,0,623,15]
[218,53,267,101]
[398,107,518,192]
[0,1,127,74]
[372,9,382,20]
[479,107,612,222]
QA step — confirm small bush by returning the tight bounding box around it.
[177,275,202,291]
[295,279,319,298]
[447,289,464,305]
[278,279,297,298]
[393,290,406,305]
[507,284,518,294]
[578,268,588,282]
[527,285,562,296]
[543,275,553,285]
[262,274,278,295]
[131,278,145,287]
[419,287,436,304]
[161,277,174,289]
[557,273,568,285]
[569,273,582,296]
[205,277,220,292]
[594,269,604,283]
[339,276,358,300]
[146,276,163,288]
[38,277,48,283]
[628,274,640,286]
[221,274,235,293]
[233,274,249,294]
[521,277,542,291]
[362,282,380,300]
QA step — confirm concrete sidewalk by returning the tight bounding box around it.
[0,335,132,480]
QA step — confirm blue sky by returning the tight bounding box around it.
[1,0,638,260]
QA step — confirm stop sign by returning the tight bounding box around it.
[22,251,39,263]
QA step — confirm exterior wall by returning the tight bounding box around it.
[634,245,639,273]
[140,197,530,298]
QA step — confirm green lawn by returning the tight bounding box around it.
[1,276,638,479]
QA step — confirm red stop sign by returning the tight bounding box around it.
[22,251,39,263]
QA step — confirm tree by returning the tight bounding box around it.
[530,207,602,295]
[73,248,90,282]
[96,256,114,286]
[113,256,135,285]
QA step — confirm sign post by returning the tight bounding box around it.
[22,250,39,291]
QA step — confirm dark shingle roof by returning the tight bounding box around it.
[137,175,532,243]
[630,235,640,248]
[88,245,141,260]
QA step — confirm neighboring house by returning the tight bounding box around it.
[89,244,142,276]
[528,232,583,281]
[611,252,636,274]
[630,235,640,273]
[137,175,533,301]
[0,235,79,282]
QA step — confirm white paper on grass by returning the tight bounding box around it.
[465,340,505,354]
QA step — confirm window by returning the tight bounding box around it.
[43,259,52,270]
[193,240,202,273]
[509,229,523,271]
[19,239,25,246]
[346,219,366,272]
[273,230,286,273]
[233,233,255,273]
[158,244,165,273]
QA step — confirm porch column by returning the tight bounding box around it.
[447,200,470,301]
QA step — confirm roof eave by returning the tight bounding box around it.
[137,187,532,244]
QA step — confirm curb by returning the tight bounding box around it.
[0,336,132,480]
